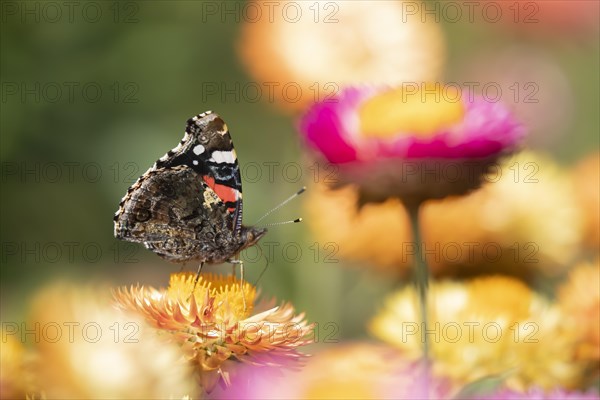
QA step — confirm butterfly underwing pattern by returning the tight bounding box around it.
[113,111,266,264]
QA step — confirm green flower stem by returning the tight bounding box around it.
[407,203,430,370]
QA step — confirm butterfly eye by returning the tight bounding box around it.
[135,209,151,222]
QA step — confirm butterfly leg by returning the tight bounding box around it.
[230,259,247,312]
[188,262,204,301]
[240,260,246,311]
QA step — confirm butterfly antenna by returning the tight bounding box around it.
[254,186,306,225]
[264,218,302,227]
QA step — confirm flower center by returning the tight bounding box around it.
[167,272,256,319]
[358,83,465,138]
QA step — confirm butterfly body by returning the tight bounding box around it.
[114,111,266,264]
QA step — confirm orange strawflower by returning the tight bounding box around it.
[114,272,313,392]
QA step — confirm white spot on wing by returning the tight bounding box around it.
[210,150,236,164]
[193,144,205,155]
[193,160,199,165]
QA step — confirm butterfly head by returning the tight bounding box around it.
[239,226,267,251]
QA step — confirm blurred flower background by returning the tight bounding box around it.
[1,0,598,399]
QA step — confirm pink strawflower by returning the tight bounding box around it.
[300,85,524,163]
[298,84,525,206]
[481,387,600,400]
[212,342,451,399]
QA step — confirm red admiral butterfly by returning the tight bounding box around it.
[113,111,267,266]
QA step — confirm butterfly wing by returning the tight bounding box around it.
[113,111,247,263]
[154,111,244,234]
[114,164,245,263]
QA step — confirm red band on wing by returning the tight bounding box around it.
[202,176,239,212]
